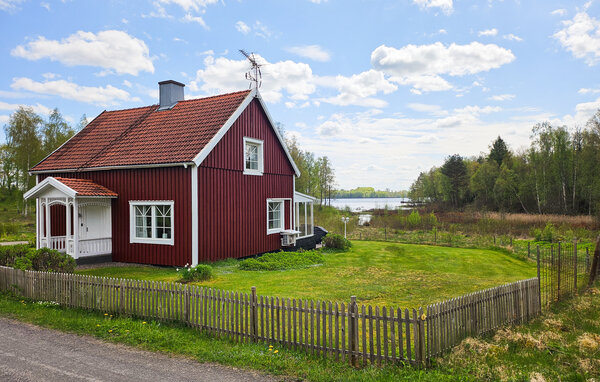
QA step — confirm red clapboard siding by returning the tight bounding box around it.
[40,167,191,266]
[198,98,295,261]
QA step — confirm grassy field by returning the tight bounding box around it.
[78,241,536,308]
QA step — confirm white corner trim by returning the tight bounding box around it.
[24,177,78,200]
[192,88,257,166]
[191,165,199,266]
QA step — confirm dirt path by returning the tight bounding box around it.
[0,317,278,382]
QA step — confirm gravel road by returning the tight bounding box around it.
[0,317,278,382]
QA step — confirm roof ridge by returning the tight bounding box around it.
[178,89,252,103]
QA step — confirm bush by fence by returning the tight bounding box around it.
[0,266,540,367]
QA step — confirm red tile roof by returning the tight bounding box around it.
[31,90,252,171]
[54,177,118,197]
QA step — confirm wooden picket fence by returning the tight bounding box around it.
[0,266,540,366]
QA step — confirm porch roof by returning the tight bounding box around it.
[24,177,118,200]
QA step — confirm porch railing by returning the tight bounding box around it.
[78,237,112,257]
[49,236,66,252]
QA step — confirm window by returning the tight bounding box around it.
[267,200,284,234]
[243,137,263,175]
[130,201,174,245]
[294,200,314,238]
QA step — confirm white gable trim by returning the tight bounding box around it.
[192,89,301,177]
[23,177,78,199]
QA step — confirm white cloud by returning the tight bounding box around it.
[0,100,53,116]
[235,21,251,34]
[0,115,9,125]
[40,2,50,11]
[235,20,273,39]
[438,29,447,34]
[407,103,448,116]
[503,33,523,42]
[413,0,453,14]
[191,55,315,103]
[286,45,331,62]
[10,78,137,106]
[371,42,514,93]
[488,94,515,101]
[391,74,453,93]
[318,70,397,107]
[121,18,128,24]
[551,9,567,16]
[308,0,327,3]
[579,87,600,94]
[0,0,24,12]
[553,11,600,66]
[372,42,515,78]
[156,0,218,12]
[12,30,154,76]
[182,13,208,29]
[478,28,498,37]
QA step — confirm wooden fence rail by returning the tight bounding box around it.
[0,266,540,366]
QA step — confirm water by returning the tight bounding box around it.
[328,197,410,212]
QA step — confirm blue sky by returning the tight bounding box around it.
[1,0,600,190]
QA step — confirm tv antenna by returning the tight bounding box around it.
[240,49,262,89]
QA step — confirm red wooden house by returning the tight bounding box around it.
[24,81,316,266]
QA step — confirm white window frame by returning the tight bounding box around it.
[266,199,285,235]
[129,201,175,245]
[294,201,314,239]
[243,137,264,176]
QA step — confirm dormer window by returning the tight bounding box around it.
[243,137,263,175]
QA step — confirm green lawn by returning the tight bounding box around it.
[78,241,536,308]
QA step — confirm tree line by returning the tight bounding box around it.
[1,106,86,213]
[409,110,600,216]
[333,187,408,199]
[285,137,335,205]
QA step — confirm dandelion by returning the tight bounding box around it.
[110,315,113,318]
[274,350,278,354]
[96,324,100,327]
[104,313,108,316]
[268,348,272,352]
[142,321,147,325]
[108,330,113,333]
[421,314,427,321]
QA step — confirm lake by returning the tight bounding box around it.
[328,197,410,212]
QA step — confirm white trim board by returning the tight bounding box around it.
[24,177,78,199]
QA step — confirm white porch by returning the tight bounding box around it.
[24,177,117,260]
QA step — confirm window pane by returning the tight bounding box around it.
[245,143,259,170]
[268,201,282,230]
[299,202,307,237]
[154,205,172,239]
[135,205,152,238]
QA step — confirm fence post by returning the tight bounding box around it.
[510,237,513,247]
[493,235,496,245]
[418,307,426,367]
[119,279,124,314]
[557,242,562,301]
[251,286,258,342]
[349,296,358,367]
[184,284,190,324]
[586,248,590,272]
[527,242,531,258]
[536,246,541,309]
[574,240,578,294]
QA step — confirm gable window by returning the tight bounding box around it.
[130,201,174,245]
[267,199,284,234]
[243,137,264,175]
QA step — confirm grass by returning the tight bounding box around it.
[78,241,536,308]
[1,284,599,381]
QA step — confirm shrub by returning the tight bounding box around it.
[530,228,542,241]
[542,223,556,242]
[322,233,352,250]
[28,248,76,273]
[238,250,324,271]
[407,210,422,227]
[0,244,30,267]
[177,264,214,282]
[13,256,32,271]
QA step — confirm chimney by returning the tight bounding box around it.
[158,80,185,110]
